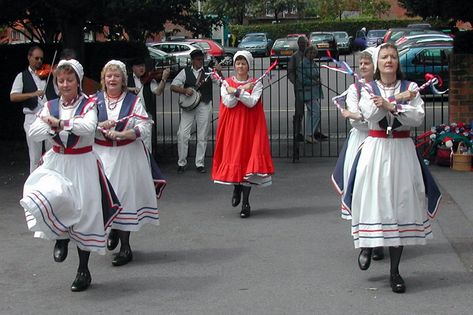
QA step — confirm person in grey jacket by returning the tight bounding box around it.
[295,46,327,143]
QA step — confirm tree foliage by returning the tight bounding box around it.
[398,0,473,23]
[0,0,221,60]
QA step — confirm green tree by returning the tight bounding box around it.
[0,0,218,60]
[398,0,473,22]
[204,0,254,24]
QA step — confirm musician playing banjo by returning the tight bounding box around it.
[170,49,223,174]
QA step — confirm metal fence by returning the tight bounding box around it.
[153,53,449,160]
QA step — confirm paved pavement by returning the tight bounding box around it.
[1,145,473,315]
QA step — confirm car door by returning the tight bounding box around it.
[412,47,451,86]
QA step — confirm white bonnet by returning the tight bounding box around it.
[362,47,378,71]
[56,58,84,87]
[233,50,253,69]
[103,59,128,83]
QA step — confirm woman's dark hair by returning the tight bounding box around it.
[373,43,404,81]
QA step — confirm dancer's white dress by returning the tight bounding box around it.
[94,91,159,231]
[20,95,121,254]
[343,80,434,248]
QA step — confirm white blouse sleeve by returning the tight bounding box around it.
[130,97,151,139]
[345,84,365,129]
[395,82,425,127]
[359,84,389,122]
[221,82,238,108]
[28,105,52,141]
[238,81,263,108]
[64,101,98,136]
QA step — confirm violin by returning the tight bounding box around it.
[36,64,54,80]
[140,69,163,84]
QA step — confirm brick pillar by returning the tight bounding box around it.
[449,54,473,124]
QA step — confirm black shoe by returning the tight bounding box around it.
[232,186,242,207]
[390,273,406,293]
[372,247,385,261]
[53,239,70,263]
[112,248,133,266]
[107,229,119,251]
[240,203,251,218]
[177,165,186,174]
[314,132,328,141]
[71,270,91,292]
[358,248,372,270]
[196,166,206,173]
[295,133,304,142]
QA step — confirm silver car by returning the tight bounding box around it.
[146,41,211,68]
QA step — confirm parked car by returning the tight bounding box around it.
[366,29,387,47]
[332,31,352,54]
[287,33,308,41]
[146,41,212,67]
[309,32,339,59]
[238,33,273,57]
[186,38,226,62]
[399,42,452,94]
[146,47,180,79]
[270,37,299,68]
[383,28,439,44]
[395,31,451,46]
[407,23,432,29]
[396,36,453,51]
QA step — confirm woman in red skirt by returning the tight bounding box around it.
[212,50,274,218]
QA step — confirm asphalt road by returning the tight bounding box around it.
[1,152,473,314]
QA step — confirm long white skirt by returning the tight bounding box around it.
[94,140,159,231]
[347,137,432,248]
[20,150,120,254]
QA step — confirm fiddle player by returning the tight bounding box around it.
[170,49,222,174]
[127,57,169,152]
[10,46,58,173]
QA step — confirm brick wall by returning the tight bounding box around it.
[449,54,473,124]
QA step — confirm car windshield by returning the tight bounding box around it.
[193,42,210,50]
[242,35,265,42]
[311,34,333,41]
[273,39,298,49]
[367,30,386,38]
[148,47,166,58]
[333,32,348,40]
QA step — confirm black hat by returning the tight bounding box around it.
[190,49,204,59]
[130,56,146,66]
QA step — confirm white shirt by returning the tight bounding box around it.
[132,73,159,100]
[10,66,48,114]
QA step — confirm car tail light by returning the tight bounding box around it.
[271,49,275,56]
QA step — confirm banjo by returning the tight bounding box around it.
[178,70,208,111]
[178,56,231,111]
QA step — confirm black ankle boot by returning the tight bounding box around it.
[107,229,119,250]
[358,248,372,270]
[240,203,251,218]
[390,273,406,293]
[372,247,385,261]
[71,269,91,292]
[53,239,70,262]
[112,248,133,266]
[232,186,242,207]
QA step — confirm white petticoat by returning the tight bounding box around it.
[94,140,159,231]
[20,150,118,254]
[348,137,432,248]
